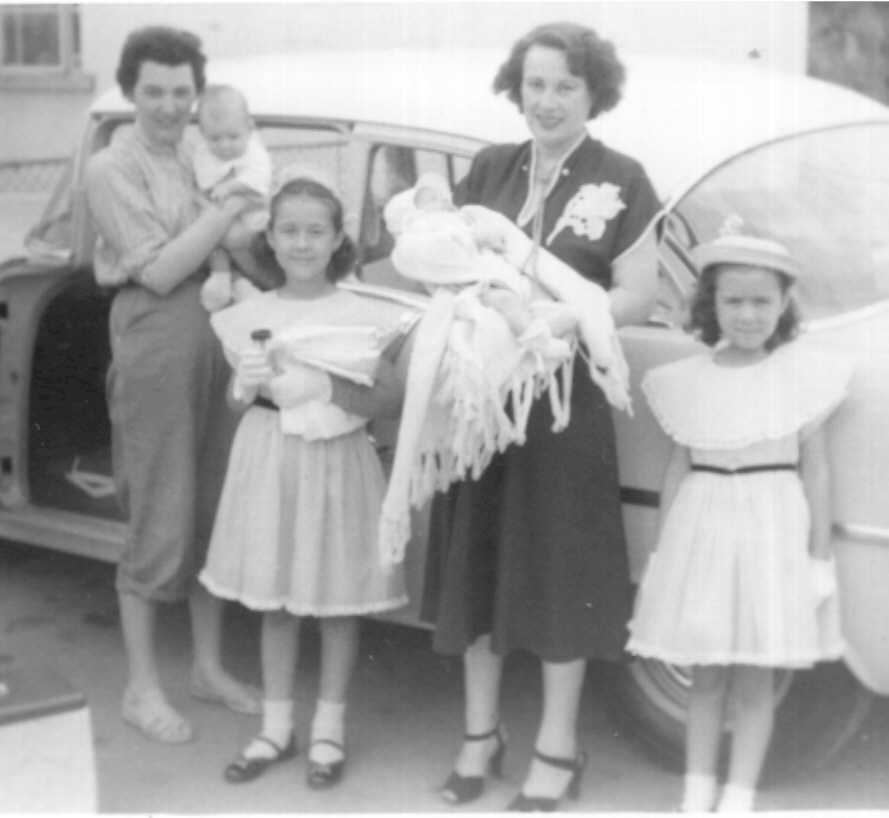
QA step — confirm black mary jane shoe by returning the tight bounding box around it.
[223,735,298,784]
[306,739,346,789]
[440,725,507,805]
[506,748,588,812]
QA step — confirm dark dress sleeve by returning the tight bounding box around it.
[611,160,660,258]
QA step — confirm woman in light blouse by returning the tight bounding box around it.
[85,26,261,743]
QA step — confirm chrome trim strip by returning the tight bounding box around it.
[834,522,889,546]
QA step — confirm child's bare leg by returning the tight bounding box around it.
[683,665,730,811]
[717,665,775,812]
[310,616,359,766]
[241,610,300,759]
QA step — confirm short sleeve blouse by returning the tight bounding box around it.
[454,136,660,288]
[85,128,201,287]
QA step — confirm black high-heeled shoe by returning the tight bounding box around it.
[506,748,587,812]
[440,725,507,805]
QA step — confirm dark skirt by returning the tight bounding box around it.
[421,364,631,662]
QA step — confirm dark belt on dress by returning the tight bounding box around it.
[253,396,280,412]
[691,462,798,475]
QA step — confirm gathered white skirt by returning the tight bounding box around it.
[200,405,407,616]
[627,464,843,668]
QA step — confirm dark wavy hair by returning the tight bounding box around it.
[688,264,801,351]
[115,26,207,96]
[493,21,624,120]
[252,178,357,284]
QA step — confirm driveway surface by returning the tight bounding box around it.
[2,540,889,814]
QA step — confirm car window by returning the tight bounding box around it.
[651,212,697,328]
[255,125,361,235]
[668,122,889,319]
[359,144,464,267]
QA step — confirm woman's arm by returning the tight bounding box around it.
[139,197,250,296]
[800,426,832,559]
[85,154,254,297]
[466,203,656,325]
[608,228,658,328]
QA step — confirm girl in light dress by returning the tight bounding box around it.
[199,171,415,790]
[626,234,852,812]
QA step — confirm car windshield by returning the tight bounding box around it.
[671,122,889,319]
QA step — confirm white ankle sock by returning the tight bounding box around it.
[681,773,718,812]
[717,783,755,812]
[310,699,346,763]
[243,698,293,759]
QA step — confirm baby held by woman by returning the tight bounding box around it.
[378,173,630,566]
[385,173,577,344]
[194,84,273,311]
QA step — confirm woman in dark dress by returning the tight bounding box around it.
[422,22,661,810]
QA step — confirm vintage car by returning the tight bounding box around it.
[2,48,888,778]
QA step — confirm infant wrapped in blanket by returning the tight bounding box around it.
[379,173,630,566]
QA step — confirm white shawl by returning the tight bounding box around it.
[377,207,630,566]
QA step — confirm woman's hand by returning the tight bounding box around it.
[210,176,250,202]
[212,178,265,204]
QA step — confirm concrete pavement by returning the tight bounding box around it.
[2,540,889,813]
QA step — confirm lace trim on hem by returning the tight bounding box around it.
[625,637,845,669]
[199,576,408,616]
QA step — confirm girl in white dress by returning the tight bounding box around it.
[627,234,852,812]
[199,172,414,790]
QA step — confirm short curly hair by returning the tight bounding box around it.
[115,26,207,97]
[688,264,801,351]
[492,21,625,120]
[253,178,357,284]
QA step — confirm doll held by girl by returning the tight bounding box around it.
[627,234,852,812]
[199,170,417,790]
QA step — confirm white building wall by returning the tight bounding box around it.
[5,1,808,161]
[81,1,808,95]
